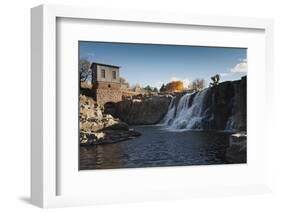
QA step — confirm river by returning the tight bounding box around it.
[79,125,237,170]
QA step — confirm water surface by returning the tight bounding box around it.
[79,125,234,170]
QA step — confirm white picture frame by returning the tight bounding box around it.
[31,4,274,208]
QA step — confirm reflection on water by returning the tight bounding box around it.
[79,125,235,170]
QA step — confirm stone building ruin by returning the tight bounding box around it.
[90,62,124,105]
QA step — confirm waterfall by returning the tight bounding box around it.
[162,88,212,130]
[161,96,177,125]
[161,77,246,132]
[225,97,237,131]
[225,85,239,131]
[225,115,237,131]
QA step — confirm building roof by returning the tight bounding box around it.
[91,62,120,69]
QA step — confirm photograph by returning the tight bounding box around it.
[79,41,247,170]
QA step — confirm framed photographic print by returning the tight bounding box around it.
[78,41,247,170]
[31,4,274,208]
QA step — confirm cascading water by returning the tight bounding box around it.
[160,77,246,132]
[162,88,212,130]
[224,84,239,131]
[224,96,237,131]
[161,96,177,125]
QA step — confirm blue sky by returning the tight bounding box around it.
[79,41,247,88]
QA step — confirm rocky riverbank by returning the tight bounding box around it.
[226,132,247,163]
[80,95,141,145]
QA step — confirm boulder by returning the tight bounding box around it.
[104,122,129,131]
[79,94,141,145]
[80,129,141,145]
[226,132,247,163]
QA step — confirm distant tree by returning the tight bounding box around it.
[153,87,158,93]
[165,81,184,92]
[160,84,166,92]
[120,77,130,89]
[209,74,220,87]
[191,78,205,91]
[79,59,91,87]
[131,83,142,92]
[144,85,153,92]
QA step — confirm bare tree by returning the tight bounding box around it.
[191,78,205,91]
[79,59,91,87]
[209,74,220,87]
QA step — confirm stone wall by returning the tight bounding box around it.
[94,82,122,105]
[114,95,172,125]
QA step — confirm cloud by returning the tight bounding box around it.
[219,72,234,77]
[230,59,248,73]
[219,59,247,78]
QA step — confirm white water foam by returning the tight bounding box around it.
[162,88,211,131]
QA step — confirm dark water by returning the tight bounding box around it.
[79,125,234,170]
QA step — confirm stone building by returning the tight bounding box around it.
[90,62,123,105]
